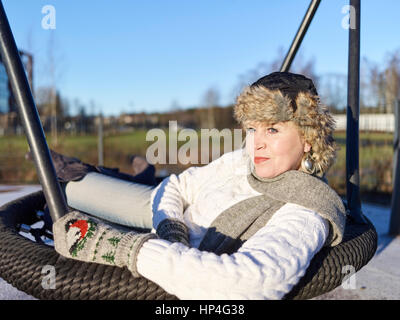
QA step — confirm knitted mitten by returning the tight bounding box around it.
[53,211,157,277]
[156,218,190,247]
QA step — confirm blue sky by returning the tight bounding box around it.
[2,0,400,116]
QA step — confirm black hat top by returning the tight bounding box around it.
[251,72,318,111]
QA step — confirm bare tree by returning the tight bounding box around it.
[90,99,97,116]
[319,73,347,113]
[231,47,285,100]
[360,57,370,111]
[383,50,400,113]
[365,50,400,113]
[44,32,66,144]
[47,33,57,144]
[363,58,385,113]
[202,87,220,129]
[36,88,66,115]
[291,51,319,84]
[361,57,383,112]
[24,25,35,97]
[170,99,182,112]
[231,47,319,103]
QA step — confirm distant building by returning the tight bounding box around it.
[0,50,33,134]
[0,62,8,114]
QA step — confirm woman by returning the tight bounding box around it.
[53,71,346,300]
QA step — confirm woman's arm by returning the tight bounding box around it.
[151,163,220,245]
[150,150,238,229]
[137,203,329,300]
[150,166,198,229]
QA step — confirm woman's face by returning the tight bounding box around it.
[245,121,311,179]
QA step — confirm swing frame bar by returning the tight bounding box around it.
[280,0,365,223]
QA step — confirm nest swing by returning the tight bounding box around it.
[0,0,378,300]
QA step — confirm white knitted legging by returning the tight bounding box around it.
[64,172,155,229]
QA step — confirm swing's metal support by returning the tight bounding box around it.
[280,0,321,72]
[389,100,400,235]
[0,1,68,222]
[346,0,366,224]
[281,0,365,223]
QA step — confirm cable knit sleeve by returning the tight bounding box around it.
[150,155,225,230]
[150,167,199,229]
[136,203,330,300]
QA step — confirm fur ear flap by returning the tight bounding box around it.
[295,92,317,117]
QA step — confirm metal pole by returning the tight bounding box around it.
[0,1,67,222]
[389,100,400,235]
[392,100,399,184]
[346,0,366,223]
[98,113,104,166]
[280,0,321,72]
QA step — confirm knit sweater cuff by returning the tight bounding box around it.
[156,218,190,247]
[116,232,158,277]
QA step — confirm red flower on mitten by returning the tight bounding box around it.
[70,220,88,239]
[64,218,97,257]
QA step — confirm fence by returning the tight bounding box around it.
[334,114,395,132]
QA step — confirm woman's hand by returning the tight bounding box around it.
[156,218,190,247]
[52,210,157,277]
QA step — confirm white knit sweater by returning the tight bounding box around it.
[136,149,329,300]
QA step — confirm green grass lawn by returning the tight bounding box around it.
[0,130,395,199]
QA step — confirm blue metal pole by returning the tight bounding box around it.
[389,100,400,235]
[280,0,321,72]
[346,0,366,223]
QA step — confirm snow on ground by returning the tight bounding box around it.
[313,201,400,300]
[0,185,399,300]
[0,185,41,300]
[0,185,42,205]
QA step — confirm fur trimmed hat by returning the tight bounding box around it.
[234,71,337,177]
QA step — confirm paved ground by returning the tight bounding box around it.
[0,185,41,300]
[313,202,400,300]
[0,185,399,300]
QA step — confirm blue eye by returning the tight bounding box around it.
[246,127,255,133]
[267,127,278,134]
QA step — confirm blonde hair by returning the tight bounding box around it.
[234,85,337,177]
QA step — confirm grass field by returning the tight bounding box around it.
[0,129,395,200]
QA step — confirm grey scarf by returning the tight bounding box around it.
[199,163,346,255]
